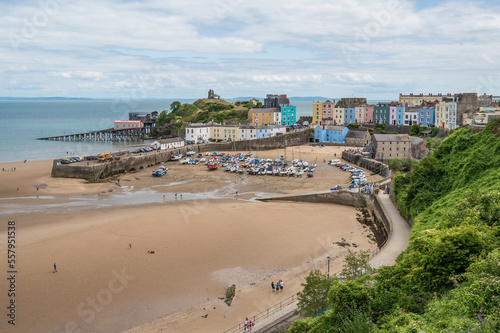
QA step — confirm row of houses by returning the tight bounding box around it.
[185,123,287,143]
[249,94,297,126]
[313,93,500,130]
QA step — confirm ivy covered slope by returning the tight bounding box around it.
[156,99,261,128]
[288,120,500,333]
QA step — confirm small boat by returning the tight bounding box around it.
[207,162,219,170]
[186,150,195,156]
[152,165,168,177]
[179,158,189,164]
[171,154,182,161]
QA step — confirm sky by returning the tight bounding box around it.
[1,0,500,100]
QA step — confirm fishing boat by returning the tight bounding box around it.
[152,165,168,177]
[207,161,219,170]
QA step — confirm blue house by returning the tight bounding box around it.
[314,125,349,143]
[419,107,435,127]
[344,108,356,125]
[281,105,296,126]
[256,126,270,139]
[374,104,390,124]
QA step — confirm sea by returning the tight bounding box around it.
[0,99,318,163]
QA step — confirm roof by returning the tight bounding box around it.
[160,137,184,143]
[373,134,411,142]
[187,123,211,128]
[239,125,256,129]
[345,130,367,139]
[324,125,347,131]
[114,120,142,123]
[410,137,425,145]
[249,108,280,113]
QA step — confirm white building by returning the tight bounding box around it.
[435,101,458,130]
[150,138,185,150]
[268,124,287,136]
[239,125,257,141]
[404,110,419,125]
[185,124,211,143]
[114,120,143,130]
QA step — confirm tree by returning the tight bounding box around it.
[296,269,335,317]
[410,124,421,136]
[327,278,373,314]
[170,101,181,114]
[156,110,169,127]
[341,249,374,281]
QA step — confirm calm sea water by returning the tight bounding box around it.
[0,99,318,163]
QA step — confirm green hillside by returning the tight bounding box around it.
[156,99,263,130]
[289,120,500,332]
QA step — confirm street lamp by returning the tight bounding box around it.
[326,256,331,276]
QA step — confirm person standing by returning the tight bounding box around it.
[280,280,284,292]
[276,282,279,293]
[244,318,248,330]
[53,262,57,273]
[271,282,274,292]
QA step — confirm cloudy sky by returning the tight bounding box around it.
[1,0,500,99]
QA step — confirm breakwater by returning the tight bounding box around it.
[341,151,391,178]
[257,190,390,248]
[51,129,313,182]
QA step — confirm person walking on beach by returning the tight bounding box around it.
[53,262,57,273]
[280,280,284,292]
[129,243,132,249]
[271,282,274,292]
[175,193,177,200]
[244,318,248,330]
[180,194,182,200]
[275,281,279,293]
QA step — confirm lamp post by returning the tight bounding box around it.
[326,256,331,276]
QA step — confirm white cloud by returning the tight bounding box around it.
[0,0,499,98]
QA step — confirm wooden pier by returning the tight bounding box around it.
[37,127,150,142]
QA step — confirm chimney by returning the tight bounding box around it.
[280,94,287,98]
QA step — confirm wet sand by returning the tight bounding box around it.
[0,145,381,333]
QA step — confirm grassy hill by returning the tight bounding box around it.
[156,99,263,130]
[289,120,500,332]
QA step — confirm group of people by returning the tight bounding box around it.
[244,317,254,331]
[271,280,284,293]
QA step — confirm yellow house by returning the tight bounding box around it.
[210,125,240,142]
[248,108,280,126]
[312,101,322,124]
[333,107,344,125]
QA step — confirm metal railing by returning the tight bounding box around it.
[223,294,298,333]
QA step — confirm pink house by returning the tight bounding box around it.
[356,106,373,124]
[322,100,335,125]
[114,120,143,130]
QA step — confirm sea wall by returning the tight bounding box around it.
[257,191,391,247]
[51,130,313,182]
[341,151,391,178]
[257,190,368,207]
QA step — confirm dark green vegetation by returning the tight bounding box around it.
[290,120,500,332]
[156,99,253,129]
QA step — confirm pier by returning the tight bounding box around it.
[37,127,150,142]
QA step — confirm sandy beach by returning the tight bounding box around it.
[0,145,382,333]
